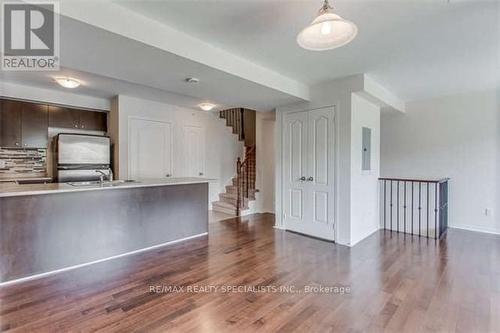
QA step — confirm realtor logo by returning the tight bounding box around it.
[1,1,59,71]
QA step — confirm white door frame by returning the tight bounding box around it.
[127,116,174,180]
[277,105,339,242]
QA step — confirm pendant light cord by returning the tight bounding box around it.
[320,0,333,14]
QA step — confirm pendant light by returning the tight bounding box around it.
[297,0,357,51]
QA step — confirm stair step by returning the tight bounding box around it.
[219,193,254,206]
[212,201,248,215]
[232,178,256,186]
[225,185,257,195]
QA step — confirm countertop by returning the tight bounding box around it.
[0,177,52,183]
[0,178,213,198]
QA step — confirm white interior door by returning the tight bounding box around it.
[283,111,309,232]
[283,107,335,241]
[183,126,205,177]
[129,118,172,180]
[306,108,335,240]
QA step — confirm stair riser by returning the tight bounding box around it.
[219,196,248,207]
[212,205,237,215]
[225,186,256,196]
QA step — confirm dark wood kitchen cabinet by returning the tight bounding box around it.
[0,100,22,147]
[21,102,48,148]
[0,100,48,148]
[79,110,107,131]
[48,105,80,129]
[48,106,107,131]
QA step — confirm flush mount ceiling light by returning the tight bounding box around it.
[55,77,81,89]
[185,77,200,84]
[297,0,357,51]
[198,103,216,111]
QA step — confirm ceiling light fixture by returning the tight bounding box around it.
[198,103,216,111]
[55,77,81,89]
[185,77,200,84]
[297,0,357,51]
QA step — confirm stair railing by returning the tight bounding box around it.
[379,177,449,239]
[236,146,256,216]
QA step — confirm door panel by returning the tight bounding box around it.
[307,108,335,239]
[289,189,303,219]
[183,126,205,177]
[283,111,309,230]
[312,115,329,185]
[21,102,48,148]
[129,118,172,180]
[313,191,329,224]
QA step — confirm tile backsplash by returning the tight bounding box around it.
[0,148,47,179]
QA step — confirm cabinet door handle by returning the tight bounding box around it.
[199,172,204,176]
[307,177,314,181]
[15,142,20,146]
[299,176,306,181]
[166,174,171,177]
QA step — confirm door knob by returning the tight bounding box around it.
[299,176,306,181]
[307,177,314,181]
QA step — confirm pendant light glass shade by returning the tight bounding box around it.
[297,1,357,51]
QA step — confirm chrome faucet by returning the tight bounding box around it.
[95,170,108,184]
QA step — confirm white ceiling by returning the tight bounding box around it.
[1,10,306,111]
[116,0,500,101]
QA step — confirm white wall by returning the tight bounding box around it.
[350,93,381,245]
[0,81,110,110]
[111,95,244,206]
[255,111,276,213]
[381,90,500,235]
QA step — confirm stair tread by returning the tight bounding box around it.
[212,200,249,210]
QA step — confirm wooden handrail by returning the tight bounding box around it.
[378,177,450,184]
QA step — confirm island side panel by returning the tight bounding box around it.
[0,183,208,283]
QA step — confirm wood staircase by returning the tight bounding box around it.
[212,108,257,216]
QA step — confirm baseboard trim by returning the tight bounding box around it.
[349,227,381,247]
[0,232,208,287]
[449,225,500,236]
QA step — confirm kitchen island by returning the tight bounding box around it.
[0,178,210,284]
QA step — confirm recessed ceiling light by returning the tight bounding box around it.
[198,103,216,111]
[297,0,357,51]
[55,77,81,89]
[185,77,200,84]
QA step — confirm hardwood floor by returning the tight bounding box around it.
[1,213,499,332]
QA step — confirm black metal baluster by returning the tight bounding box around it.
[390,180,393,232]
[427,182,430,238]
[397,181,400,233]
[403,181,407,235]
[383,180,386,230]
[418,182,422,237]
[411,181,414,236]
[434,182,438,239]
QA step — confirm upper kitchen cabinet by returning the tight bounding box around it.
[21,102,49,148]
[79,110,107,131]
[48,106,107,131]
[0,100,48,148]
[1,100,23,148]
[48,105,80,129]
